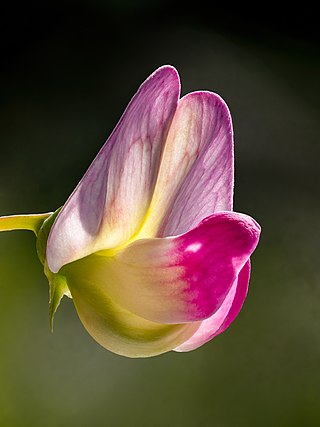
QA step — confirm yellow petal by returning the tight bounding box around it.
[64,262,200,358]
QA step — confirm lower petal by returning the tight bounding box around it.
[174,261,250,352]
[65,212,260,325]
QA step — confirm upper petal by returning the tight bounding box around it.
[47,66,180,273]
[68,212,260,325]
[136,91,234,239]
[174,260,251,352]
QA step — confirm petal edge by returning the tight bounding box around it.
[174,260,251,352]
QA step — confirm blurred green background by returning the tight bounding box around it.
[0,2,319,426]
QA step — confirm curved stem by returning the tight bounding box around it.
[0,213,52,236]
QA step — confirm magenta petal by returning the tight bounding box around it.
[73,212,260,324]
[47,66,180,273]
[114,212,259,323]
[174,260,250,352]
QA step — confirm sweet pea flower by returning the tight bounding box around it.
[0,66,260,357]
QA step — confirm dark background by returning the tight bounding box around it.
[0,2,319,426]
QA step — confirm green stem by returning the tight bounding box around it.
[0,213,52,236]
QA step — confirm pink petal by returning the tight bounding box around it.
[47,66,180,273]
[137,91,234,239]
[69,212,260,325]
[174,260,250,352]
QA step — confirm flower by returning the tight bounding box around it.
[0,65,260,358]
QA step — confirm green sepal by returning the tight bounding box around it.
[0,207,71,330]
[35,207,71,330]
[36,207,62,265]
[44,263,71,332]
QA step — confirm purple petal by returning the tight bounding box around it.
[47,66,180,273]
[136,91,234,239]
[174,260,250,352]
[71,212,260,325]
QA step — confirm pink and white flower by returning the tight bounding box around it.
[0,66,260,357]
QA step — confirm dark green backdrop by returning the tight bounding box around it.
[0,2,319,426]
